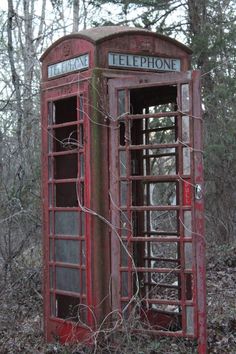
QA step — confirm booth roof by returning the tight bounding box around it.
[40,26,192,61]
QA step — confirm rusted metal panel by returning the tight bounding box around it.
[192,70,207,354]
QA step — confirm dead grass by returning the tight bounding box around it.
[0,243,235,353]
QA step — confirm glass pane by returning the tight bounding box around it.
[186,306,194,334]
[80,154,84,177]
[183,211,192,237]
[81,212,85,236]
[50,239,53,261]
[81,240,86,265]
[144,182,177,206]
[150,210,178,234]
[121,272,128,297]
[49,211,53,235]
[121,241,128,267]
[182,116,190,143]
[120,181,128,206]
[79,125,84,146]
[55,211,79,236]
[118,90,126,116]
[55,239,80,264]
[120,211,129,237]
[48,157,53,180]
[48,130,53,153]
[119,151,127,177]
[48,183,53,207]
[50,293,55,316]
[183,147,191,175]
[48,102,54,125]
[56,267,80,292]
[50,267,54,289]
[184,243,192,269]
[181,84,190,112]
[79,182,84,206]
[151,241,179,260]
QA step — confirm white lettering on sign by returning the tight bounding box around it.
[108,53,180,72]
[48,54,89,78]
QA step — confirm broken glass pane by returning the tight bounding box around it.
[119,150,127,177]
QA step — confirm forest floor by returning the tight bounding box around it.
[0,243,235,354]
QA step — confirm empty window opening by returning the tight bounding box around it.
[53,96,77,124]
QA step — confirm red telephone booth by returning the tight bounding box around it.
[40,26,206,353]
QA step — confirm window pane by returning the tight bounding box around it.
[80,154,84,177]
[183,211,192,237]
[120,181,128,206]
[48,183,53,207]
[56,267,80,292]
[183,147,191,175]
[48,130,53,153]
[49,211,53,235]
[121,272,128,297]
[119,151,127,177]
[184,243,192,269]
[182,116,190,143]
[121,241,128,267]
[55,240,80,264]
[50,293,55,316]
[48,157,53,180]
[50,239,53,261]
[181,84,190,112]
[55,211,79,236]
[118,90,126,116]
[81,240,86,265]
[186,306,194,334]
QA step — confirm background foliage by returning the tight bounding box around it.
[0,0,235,351]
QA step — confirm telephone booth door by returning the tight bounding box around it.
[108,70,206,352]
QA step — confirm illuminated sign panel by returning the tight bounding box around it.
[108,52,180,72]
[48,54,89,78]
